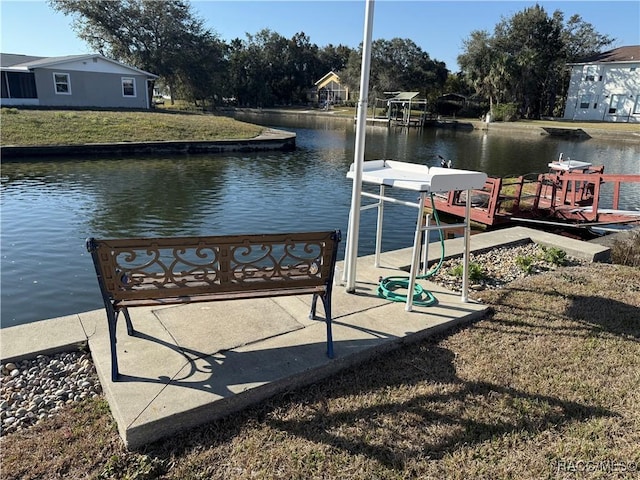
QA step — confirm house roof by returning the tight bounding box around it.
[570,45,640,65]
[314,71,340,86]
[1,53,46,68]
[0,53,158,78]
[390,92,420,101]
[437,93,466,102]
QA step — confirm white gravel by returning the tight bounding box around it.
[1,350,102,435]
[428,241,586,292]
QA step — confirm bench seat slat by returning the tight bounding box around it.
[111,276,329,302]
[114,285,328,309]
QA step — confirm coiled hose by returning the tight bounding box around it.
[376,193,446,307]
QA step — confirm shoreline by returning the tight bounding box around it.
[0,127,296,160]
[2,110,638,160]
[223,107,640,142]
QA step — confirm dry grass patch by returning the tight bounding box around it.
[1,264,639,479]
[611,229,640,267]
[0,109,263,146]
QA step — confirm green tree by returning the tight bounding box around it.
[317,44,353,75]
[341,38,447,103]
[493,5,565,118]
[442,72,473,97]
[226,30,327,107]
[172,35,229,109]
[48,0,219,104]
[226,29,283,107]
[457,30,506,113]
[281,32,321,105]
[458,4,614,119]
[562,13,615,61]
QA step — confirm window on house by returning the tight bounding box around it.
[2,71,37,98]
[122,77,136,97]
[579,94,591,109]
[608,94,623,115]
[633,95,640,115]
[584,66,597,82]
[53,73,71,94]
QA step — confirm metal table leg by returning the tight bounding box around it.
[405,192,427,311]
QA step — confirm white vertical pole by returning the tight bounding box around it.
[345,0,375,293]
[374,184,385,268]
[462,190,471,302]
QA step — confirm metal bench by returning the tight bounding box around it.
[86,230,341,381]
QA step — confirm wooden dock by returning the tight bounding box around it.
[426,166,640,230]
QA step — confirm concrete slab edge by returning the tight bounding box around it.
[379,226,610,269]
[0,314,89,363]
[122,307,488,449]
[0,341,88,364]
[1,129,295,159]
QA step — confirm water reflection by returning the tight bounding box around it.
[1,116,639,327]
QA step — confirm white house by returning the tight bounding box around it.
[563,45,640,123]
[1,53,158,109]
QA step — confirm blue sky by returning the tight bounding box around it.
[1,1,639,71]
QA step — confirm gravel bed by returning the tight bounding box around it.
[1,351,102,435]
[0,241,585,437]
[428,241,586,293]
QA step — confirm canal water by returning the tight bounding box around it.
[2,114,639,327]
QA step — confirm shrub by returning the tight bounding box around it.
[492,103,520,122]
[539,246,567,266]
[611,230,640,267]
[448,262,485,282]
[515,255,535,274]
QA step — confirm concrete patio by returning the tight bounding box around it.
[0,227,610,448]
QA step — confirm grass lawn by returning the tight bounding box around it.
[2,262,638,479]
[0,109,264,146]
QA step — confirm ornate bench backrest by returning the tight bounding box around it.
[87,230,341,302]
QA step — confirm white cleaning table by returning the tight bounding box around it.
[346,160,487,310]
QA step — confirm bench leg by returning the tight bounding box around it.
[309,293,319,320]
[122,307,135,336]
[310,293,334,359]
[106,305,120,382]
[106,307,135,382]
[322,294,334,359]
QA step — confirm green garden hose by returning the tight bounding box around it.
[376,193,446,307]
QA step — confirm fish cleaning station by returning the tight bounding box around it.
[344,160,488,310]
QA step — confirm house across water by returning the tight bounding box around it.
[1,53,158,109]
[563,45,640,123]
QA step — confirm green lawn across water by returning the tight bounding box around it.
[0,108,264,146]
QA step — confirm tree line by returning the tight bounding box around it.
[50,0,614,119]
